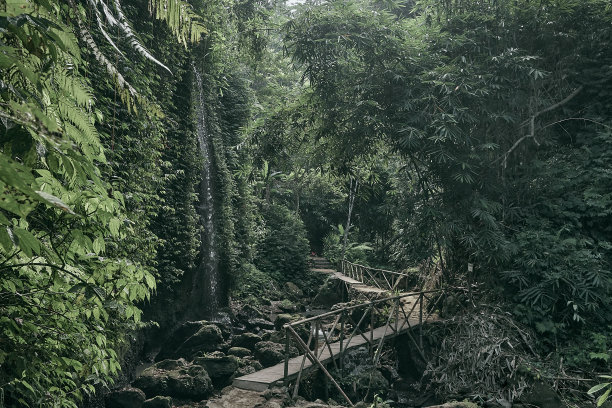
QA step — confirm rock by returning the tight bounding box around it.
[133,361,213,401]
[262,330,285,344]
[285,282,304,298]
[143,396,173,408]
[254,341,285,367]
[194,354,239,385]
[105,387,146,408]
[313,278,342,307]
[166,364,212,400]
[261,401,282,408]
[157,321,224,360]
[205,387,266,408]
[426,402,479,408]
[275,314,294,330]
[262,386,289,401]
[518,382,566,408]
[278,299,298,312]
[231,332,262,350]
[234,365,256,377]
[246,317,275,330]
[228,347,252,357]
[154,359,187,371]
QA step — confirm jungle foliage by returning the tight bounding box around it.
[2,0,612,405]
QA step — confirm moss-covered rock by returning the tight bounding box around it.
[228,346,252,357]
[231,332,262,350]
[143,396,173,408]
[105,387,146,408]
[132,361,212,401]
[194,354,239,385]
[274,313,294,330]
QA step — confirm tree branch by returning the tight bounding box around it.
[496,86,584,167]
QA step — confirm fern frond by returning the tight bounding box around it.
[56,69,95,108]
[111,0,172,74]
[148,0,207,45]
[78,24,138,98]
[57,99,102,157]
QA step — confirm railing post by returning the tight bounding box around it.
[340,310,345,372]
[284,326,290,385]
[370,304,374,357]
[419,293,424,349]
[395,297,399,332]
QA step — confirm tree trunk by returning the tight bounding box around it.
[342,177,358,259]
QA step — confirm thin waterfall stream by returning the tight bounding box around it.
[192,65,220,318]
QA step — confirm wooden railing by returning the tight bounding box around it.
[283,288,457,406]
[341,259,414,292]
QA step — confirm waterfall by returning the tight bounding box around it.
[192,65,220,318]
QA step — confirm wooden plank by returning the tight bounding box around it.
[232,315,429,391]
[311,268,336,274]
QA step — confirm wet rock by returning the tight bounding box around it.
[143,396,173,408]
[133,361,213,401]
[228,346,251,357]
[194,354,239,385]
[285,282,304,298]
[105,387,146,408]
[262,330,285,344]
[231,332,262,350]
[254,341,286,367]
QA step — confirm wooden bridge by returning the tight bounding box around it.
[233,258,455,406]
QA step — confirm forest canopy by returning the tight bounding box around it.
[1,0,611,406]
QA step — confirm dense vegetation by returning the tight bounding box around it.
[1,0,611,406]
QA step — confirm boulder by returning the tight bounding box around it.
[166,364,212,400]
[231,332,262,350]
[228,346,252,357]
[275,314,294,331]
[313,278,342,307]
[133,361,213,401]
[518,382,566,408]
[234,365,256,377]
[278,299,298,313]
[285,282,304,298]
[105,387,146,408]
[194,354,239,385]
[157,321,223,360]
[254,341,299,367]
[143,396,173,408]
[246,317,275,330]
[154,359,186,371]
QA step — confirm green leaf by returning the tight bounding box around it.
[0,227,13,252]
[589,382,611,395]
[13,227,41,256]
[35,190,76,215]
[598,387,611,407]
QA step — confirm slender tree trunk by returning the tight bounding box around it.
[342,176,358,259]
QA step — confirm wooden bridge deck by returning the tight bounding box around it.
[233,257,429,392]
[232,314,423,391]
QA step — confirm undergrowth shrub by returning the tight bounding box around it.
[255,203,309,283]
